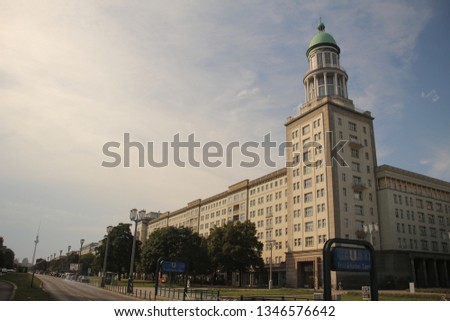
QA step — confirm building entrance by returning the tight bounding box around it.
[298,261,315,288]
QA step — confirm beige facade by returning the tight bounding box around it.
[139,168,289,282]
[376,165,450,288]
[377,165,450,253]
[135,23,450,289]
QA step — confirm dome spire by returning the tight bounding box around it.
[318,17,325,32]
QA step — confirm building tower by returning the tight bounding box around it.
[285,21,380,288]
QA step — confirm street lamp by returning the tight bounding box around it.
[67,245,71,273]
[127,209,146,294]
[101,226,114,288]
[266,239,276,290]
[364,223,379,246]
[78,238,85,277]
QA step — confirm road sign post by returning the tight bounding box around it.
[323,238,378,301]
[154,258,188,300]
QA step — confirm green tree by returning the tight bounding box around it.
[35,258,48,272]
[95,223,141,279]
[207,220,264,286]
[0,248,15,269]
[141,226,210,278]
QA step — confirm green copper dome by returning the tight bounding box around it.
[306,22,340,56]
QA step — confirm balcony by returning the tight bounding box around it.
[348,139,364,149]
[352,181,367,191]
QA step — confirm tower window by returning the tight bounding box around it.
[327,76,334,95]
[317,53,323,67]
[325,52,331,65]
[318,76,325,96]
[332,53,338,66]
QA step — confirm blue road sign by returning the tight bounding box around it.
[161,261,187,273]
[331,247,371,272]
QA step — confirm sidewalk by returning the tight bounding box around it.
[0,280,16,301]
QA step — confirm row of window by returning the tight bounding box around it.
[265,256,284,264]
[249,178,287,196]
[293,204,327,218]
[384,177,450,202]
[397,209,450,226]
[294,235,327,247]
[393,193,450,213]
[336,118,368,135]
[397,223,449,238]
[309,51,339,70]
[200,192,247,212]
[249,191,285,206]
[398,238,448,253]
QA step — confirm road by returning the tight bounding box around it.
[36,275,140,301]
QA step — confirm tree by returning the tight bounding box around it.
[35,258,48,272]
[95,223,141,279]
[141,226,210,278]
[0,248,15,269]
[207,220,264,286]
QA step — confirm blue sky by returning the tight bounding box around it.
[1,0,449,261]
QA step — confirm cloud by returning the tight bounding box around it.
[0,1,440,260]
[420,148,450,181]
[421,89,440,102]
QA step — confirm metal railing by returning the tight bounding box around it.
[158,286,220,301]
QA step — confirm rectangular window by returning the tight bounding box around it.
[332,53,337,65]
[304,178,312,188]
[317,53,323,66]
[304,207,313,217]
[305,221,313,232]
[348,122,357,132]
[327,75,334,95]
[302,125,310,135]
[305,237,314,247]
[351,149,359,158]
[355,205,364,216]
[352,162,361,172]
[304,192,313,203]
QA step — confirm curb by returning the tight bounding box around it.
[0,280,17,301]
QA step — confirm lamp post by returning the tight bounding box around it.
[101,226,113,287]
[127,209,146,294]
[67,245,71,273]
[364,223,379,246]
[266,239,276,290]
[78,238,85,277]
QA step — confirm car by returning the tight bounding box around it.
[79,276,90,283]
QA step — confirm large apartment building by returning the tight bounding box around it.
[136,22,450,289]
[376,165,450,288]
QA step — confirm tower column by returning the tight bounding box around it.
[344,79,348,98]
[313,74,317,98]
[304,80,308,102]
[334,73,338,97]
[323,72,327,96]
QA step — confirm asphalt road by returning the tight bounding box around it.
[36,275,140,301]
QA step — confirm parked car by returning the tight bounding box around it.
[79,276,90,283]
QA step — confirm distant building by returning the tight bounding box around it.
[80,242,99,256]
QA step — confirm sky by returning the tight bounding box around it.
[1,0,449,262]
